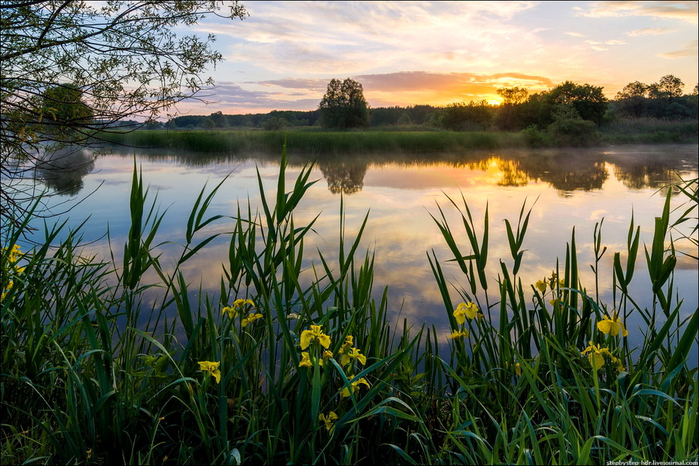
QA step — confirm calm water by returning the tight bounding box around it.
[23,143,699,362]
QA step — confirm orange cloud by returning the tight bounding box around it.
[355,71,554,106]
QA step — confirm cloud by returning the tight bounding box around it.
[354,71,554,92]
[579,1,698,24]
[254,78,329,92]
[198,1,546,76]
[585,40,626,46]
[658,40,699,59]
[626,27,679,37]
[565,32,584,37]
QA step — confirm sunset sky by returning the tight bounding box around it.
[174,1,698,115]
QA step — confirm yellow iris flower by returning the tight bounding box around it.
[319,411,338,431]
[341,347,366,366]
[241,312,263,327]
[581,342,624,372]
[449,329,469,339]
[300,325,331,350]
[222,298,255,319]
[535,280,547,293]
[453,302,479,325]
[198,360,221,383]
[299,352,312,368]
[597,312,628,337]
[340,377,370,399]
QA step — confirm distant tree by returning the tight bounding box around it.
[497,87,529,105]
[209,111,228,128]
[544,81,608,125]
[319,78,370,129]
[614,81,650,118]
[496,87,529,130]
[516,92,548,128]
[546,104,598,146]
[616,81,649,99]
[649,75,684,99]
[441,101,494,131]
[397,112,413,126]
[263,116,287,131]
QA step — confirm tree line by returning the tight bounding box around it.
[164,75,697,133]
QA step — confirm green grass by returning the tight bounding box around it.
[98,129,527,154]
[601,118,698,144]
[98,117,698,154]
[2,143,697,465]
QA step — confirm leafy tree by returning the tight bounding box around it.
[40,84,94,134]
[496,87,529,130]
[209,111,228,128]
[397,112,413,126]
[544,81,608,125]
[319,78,370,129]
[1,0,248,227]
[546,104,598,146]
[497,87,529,105]
[262,116,287,131]
[649,74,684,99]
[616,81,649,99]
[614,81,649,118]
[441,101,494,131]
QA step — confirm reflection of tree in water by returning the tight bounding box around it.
[497,159,529,187]
[513,152,609,193]
[33,146,96,195]
[612,161,685,191]
[544,162,608,192]
[318,160,367,194]
[465,156,530,187]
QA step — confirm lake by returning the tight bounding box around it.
[23,143,699,363]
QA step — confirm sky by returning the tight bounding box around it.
[172,1,698,116]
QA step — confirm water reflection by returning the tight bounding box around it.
[37,144,697,197]
[24,143,698,367]
[318,159,367,194]
[33,146,96,195]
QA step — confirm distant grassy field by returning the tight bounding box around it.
[99,118,698,154]
[98,129,527,154]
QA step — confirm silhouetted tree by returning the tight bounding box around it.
[209,111,228,128]
[544,81,608,125]
[441,101,493,131]
[614,81,649,118]
[496,87,528,130]
[649,75,684,99]
[319,78,370,129]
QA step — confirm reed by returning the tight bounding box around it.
[99,129,526,154]
[1,142,696,464]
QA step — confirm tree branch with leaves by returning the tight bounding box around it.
[0,0,247,228]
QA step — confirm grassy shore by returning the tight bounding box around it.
[1,147,697,465]
[98,118,698,154]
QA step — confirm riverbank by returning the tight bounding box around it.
[98,118,698,155]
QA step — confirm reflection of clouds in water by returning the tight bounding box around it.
[33,146,697,351]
